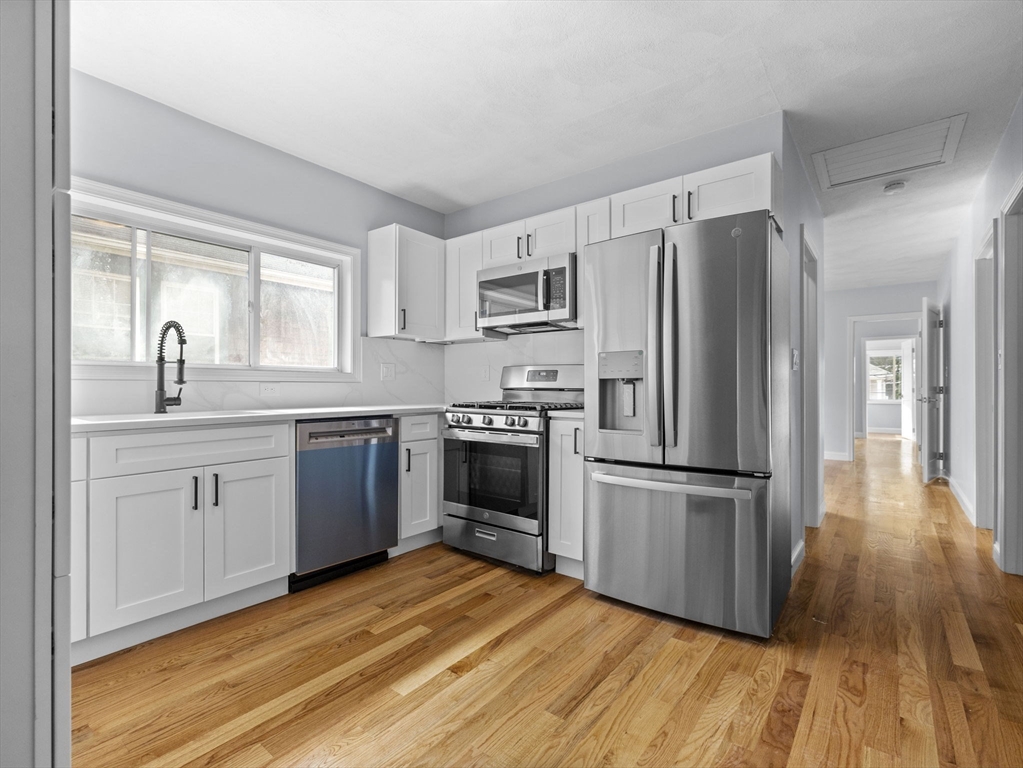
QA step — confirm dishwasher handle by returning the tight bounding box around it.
[297,418,398,450]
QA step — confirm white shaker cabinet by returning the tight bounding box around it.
[525,206,576,259]
[481,220,526,267]
[682,153,782,229]
[399,414,441,539]
[547,418,584,561]
[610,175,685,238]
[89,468,206,635]
[368,224,445,341]
[573,197,611,329]
[445,231,484,341]
[204,457,290,600]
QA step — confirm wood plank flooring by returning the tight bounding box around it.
[72,435,1023,767]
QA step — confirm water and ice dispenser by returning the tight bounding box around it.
[597,350,647,432]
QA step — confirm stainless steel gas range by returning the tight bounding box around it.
[442,364,583,572]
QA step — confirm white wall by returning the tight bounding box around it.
[867,403,901,432]
[823,281,936,458]
[70,70,448,415]
[939,92,1023,521]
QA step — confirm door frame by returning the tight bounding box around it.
[975,223,997,530]
[994,175,1023,574]
[844,312,921,461]
[861,336,916,436]
[799,227,823,527]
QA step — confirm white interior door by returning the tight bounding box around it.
[901,338,915,441]
[920,297,943,482]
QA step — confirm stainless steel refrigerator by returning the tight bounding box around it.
[583,210,791,638]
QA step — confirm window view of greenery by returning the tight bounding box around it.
[260,253,336,368]
[149,232,249,365]
[70,215,341,371]
[71,216,133,361]
[869,353,903,400]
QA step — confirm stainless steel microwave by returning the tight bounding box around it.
[476,253,576,333]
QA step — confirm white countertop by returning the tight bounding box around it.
[548,410,585,420]
[71,404,446,434]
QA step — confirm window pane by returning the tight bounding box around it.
[71,216,132,361]
[149,232,249,365]
[868,354,902,400]
[260,253,336,368]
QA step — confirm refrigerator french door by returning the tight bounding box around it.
[582,210,791,637]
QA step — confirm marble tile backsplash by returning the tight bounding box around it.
[443,330,583,402]
[71,332,586,416]
[71,337,446,416]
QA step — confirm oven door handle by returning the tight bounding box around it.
[442,428,540,447]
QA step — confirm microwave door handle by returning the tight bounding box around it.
[663,242,677,448]
[647,244,662,447]
[542,270,550,310]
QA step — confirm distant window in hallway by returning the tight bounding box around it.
[868,351,903,401]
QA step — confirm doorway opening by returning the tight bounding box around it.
[863,337,917,445]
[800,227,822,529]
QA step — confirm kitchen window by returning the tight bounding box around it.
[70,180,359,381]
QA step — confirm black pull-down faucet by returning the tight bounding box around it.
[155,320,187,413]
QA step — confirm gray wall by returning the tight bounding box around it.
[1,1,40,764]
[823,281,937,458]
[444,112,785,238]
[867,403,902,432]
[939,91,1023,520]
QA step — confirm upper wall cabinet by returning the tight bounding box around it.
[682,153,782,229]
[610,176,685,238]
[481,207,578,268]
[446,231,484,341]
[482,220,526,267]
[575,198,611,250]
[368,224,445,341]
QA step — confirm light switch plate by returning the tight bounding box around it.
[260,382,281,397]
[380,363,395,381]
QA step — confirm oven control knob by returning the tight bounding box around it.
[517,416,528,427]
[462,415,472,425]
[504,416,515,427]
[482,415,493,426]
[450,414,462,424]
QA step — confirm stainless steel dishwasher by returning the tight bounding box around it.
[291,417,399,591]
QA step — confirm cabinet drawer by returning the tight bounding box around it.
[90,423,289,479]
[400,414,439,442]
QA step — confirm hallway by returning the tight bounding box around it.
[813,434,1022,767]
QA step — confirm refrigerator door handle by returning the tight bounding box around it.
[591,471,752,501]
[647,244,662,446]
[662,242,677,448]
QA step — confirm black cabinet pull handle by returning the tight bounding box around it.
[687,191,693,220]
[671,194,678,223]
[213,473,219,506]
[516,236,522,259]
[406,448,412,472]
[526,233,532,257]
[474,310,478,332]
[192,475,199,510]
[400,308,406,330]
[573,428,580,455]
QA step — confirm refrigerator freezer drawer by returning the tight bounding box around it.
[584,462,773,637]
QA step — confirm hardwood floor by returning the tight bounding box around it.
[72,435,1023,767]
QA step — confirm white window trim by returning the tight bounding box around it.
[70,178,362,383]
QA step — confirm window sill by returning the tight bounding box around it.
[72,361,362,384]
[867,400,903,406]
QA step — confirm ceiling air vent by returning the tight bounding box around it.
[811,114,967,190]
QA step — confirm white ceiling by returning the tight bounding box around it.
[70,0,1023,290]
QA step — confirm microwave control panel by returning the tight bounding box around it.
[547,267,567,310]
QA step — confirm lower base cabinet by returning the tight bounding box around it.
[88,458,290,636]
[400,439,440,538]
[548,419,584,561]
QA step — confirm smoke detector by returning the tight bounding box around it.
[812,114,966,190]
[883,181,907,196]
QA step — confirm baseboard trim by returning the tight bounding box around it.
[819,499,827,525]
[947,475,976,525]
[791,540,805,580]
[555,556,584,581]
[72,577,288,666]
[866,427,902,434]
[855,431,865,438]
[824,451,852,462]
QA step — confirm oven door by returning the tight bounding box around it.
[442,428,544,535]
[477,259,549,330]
